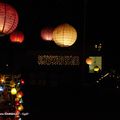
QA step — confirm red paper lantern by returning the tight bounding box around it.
[10,31,24,43]
[40,27,54,41]
[0,3,19,36]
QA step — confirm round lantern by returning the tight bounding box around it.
[40,27,54,41]
[10,31,24,43]
[53,23,77,47]
[86,57,93,65]
[0,3,19,36]
[11,88,17,95]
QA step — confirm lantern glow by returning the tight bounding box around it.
[40,27,54,41]
[94,66,100,72]
[0,3,19,36]
[53,23,77,47]
[10,31,24,43]
[11,88,17,95]
[18,104,24,111]
[86,57,93,65]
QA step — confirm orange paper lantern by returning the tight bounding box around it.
[86,57,93,65]
[10,31,24,43]
[0,3,19,36]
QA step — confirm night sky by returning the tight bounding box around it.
[0,0,120,119]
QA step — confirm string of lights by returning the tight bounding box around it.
[0,73,25,120]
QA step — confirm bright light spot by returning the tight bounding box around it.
[117,86,119,89]
[0,86,4,92]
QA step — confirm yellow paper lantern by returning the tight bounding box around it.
[86,57,93,65]
[11,88,17,95]
[53,23,77,47]
[94,66,100,72]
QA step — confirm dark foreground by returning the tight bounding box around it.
[23,86,120,119]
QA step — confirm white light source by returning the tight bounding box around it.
[0,86,4,92]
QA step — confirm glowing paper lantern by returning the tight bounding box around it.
[94,66,100,72]
[53,23,77,47]
[11,88,17,95]
[10,31,24,43]
[40,27,54,41]
[0,3,19,36]
[86,57,93,65]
